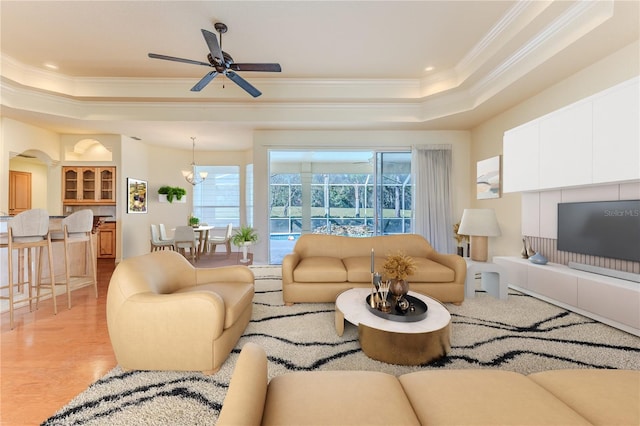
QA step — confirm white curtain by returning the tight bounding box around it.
[412,145,454,253]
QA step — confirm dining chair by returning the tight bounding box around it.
[49,209,97,309]
[173,225,198,262]
[158,223,173,241]
[208,223,233,255]
[150,224,174,251]
[1,209,57,329]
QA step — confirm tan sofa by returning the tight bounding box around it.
[106,250,254,373]
[218,342,640,426]
[282,234,466,304]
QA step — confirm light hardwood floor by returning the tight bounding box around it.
[1,259,117,425]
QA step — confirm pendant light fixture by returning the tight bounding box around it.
[182,137,208,185]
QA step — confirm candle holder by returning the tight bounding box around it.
[377,280,391,312]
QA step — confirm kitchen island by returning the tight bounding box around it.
[1,215,104,314]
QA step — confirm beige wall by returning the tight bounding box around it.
[470,40,640,260]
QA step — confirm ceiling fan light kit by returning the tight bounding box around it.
[148,22,281,97]
[182,137,208,186]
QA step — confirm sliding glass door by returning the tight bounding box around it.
[269,150,411,264]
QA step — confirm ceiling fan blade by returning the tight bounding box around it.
[201,29,224,63]
[225,71,262,98]
[190,70,218,92]
[230,63,282,72]
[148,53,211,67]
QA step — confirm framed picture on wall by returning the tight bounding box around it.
[476,155,501,199]
[127,177,148,213]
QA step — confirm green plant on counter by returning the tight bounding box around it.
[158,186,187,203]
[231,225,258,246]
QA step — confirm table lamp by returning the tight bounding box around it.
[458,209,501,262]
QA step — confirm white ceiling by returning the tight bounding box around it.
[1,0,638,151]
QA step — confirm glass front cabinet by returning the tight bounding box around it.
[63,166,116,205]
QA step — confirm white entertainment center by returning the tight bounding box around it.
[501,76,640,337]
[494,257,639,336]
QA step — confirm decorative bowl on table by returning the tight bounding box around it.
[365,294,428,322]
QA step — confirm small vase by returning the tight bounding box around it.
[389,279,409,300]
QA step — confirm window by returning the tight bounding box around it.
[268,150,412,263]
[245,164,253,226]
[192,166,240,227]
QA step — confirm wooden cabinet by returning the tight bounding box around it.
[9,170,32,215]
[98,222,116,259]
[63,166,116,205]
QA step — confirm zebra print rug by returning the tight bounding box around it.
[44,267,640,425]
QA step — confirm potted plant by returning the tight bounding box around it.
[188,214,200,227]
[158,186,187,203]
[231,225,259,263]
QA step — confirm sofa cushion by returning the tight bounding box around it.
[399,370,592,425]
[528,369,640,426]
[343,256,379,282]
[293,257,347,283]
[262,371,420,426]
[175,282,253,329]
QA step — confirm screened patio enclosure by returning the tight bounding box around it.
[269,150,412,264]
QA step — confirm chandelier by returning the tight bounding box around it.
[182,137,208,185]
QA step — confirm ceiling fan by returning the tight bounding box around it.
[148,22,281,97]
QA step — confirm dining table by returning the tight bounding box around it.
[192,225,215,256]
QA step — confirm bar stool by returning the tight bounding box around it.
[1,209,56,329]
[150,224,174,251]
[49,210,97,309]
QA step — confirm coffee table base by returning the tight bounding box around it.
[358,323,451,365]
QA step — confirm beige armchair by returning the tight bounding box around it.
[106,250,254,373]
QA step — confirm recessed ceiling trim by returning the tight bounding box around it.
[470,0,614,100]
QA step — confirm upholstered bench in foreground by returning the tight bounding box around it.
[218,342,639,425]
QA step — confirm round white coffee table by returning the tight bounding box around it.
[335,288,451,365]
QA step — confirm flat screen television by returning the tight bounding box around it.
[557,200,640,262]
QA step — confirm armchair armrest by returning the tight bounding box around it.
[217,342,268,426]
[112,292,225,353]
[195,265,254,285]
[428,252,467,284]
[281,252,301,285]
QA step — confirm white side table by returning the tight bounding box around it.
[464,258,507,300]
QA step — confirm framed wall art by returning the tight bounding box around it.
[127,177,148,213]
[476,155,501,199]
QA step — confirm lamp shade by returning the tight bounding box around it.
[458,209,501,237]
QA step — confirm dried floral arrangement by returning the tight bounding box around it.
[453,222,468,245]
[382,251,416,281]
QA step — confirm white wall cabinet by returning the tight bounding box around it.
[503,77,639,193]
[503,121,539,193]
[539,102,592,189]
[592,78,640,184]
[494,256,640,336]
